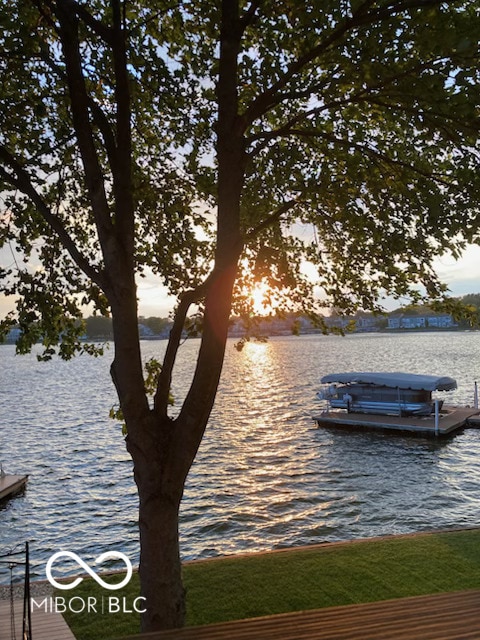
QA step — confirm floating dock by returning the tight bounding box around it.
[0,474,28,501]
[313,405,480,436]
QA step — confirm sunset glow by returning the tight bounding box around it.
[251,282,274,316]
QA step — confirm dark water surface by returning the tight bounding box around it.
[1,332,480,581]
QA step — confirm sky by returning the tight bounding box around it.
[431,244,480,299]
[1,243,480,320]
[135,244,480,318]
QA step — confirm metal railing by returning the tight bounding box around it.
[0,542,32,640]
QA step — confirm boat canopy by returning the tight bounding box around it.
[320,372,457,392]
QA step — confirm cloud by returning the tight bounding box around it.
[434,245,480,296]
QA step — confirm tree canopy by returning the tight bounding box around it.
[1,0,479,352]
[1,0,479,631]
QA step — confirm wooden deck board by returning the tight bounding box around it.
[0,599,76,640]
[313,406,480,436]
[119,590,480,640]
[0,475,28,501]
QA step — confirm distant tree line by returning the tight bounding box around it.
[390,293,480,316]
[5,294,480,345]
[84,315,171,339]
[454,294,480,327]
[458,293,480,312]
[390,294,480,328]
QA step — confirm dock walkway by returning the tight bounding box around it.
[120,589,480,640]
[314,405,480,436]
[0,598,76,640]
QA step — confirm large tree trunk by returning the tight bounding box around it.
[135,454,185,631]
[109,212,243,634]
[114,1,246,631]
[130,263,241,632]
[109,284,188,630]
[138,497,184,630]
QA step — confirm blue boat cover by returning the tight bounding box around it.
[320,372,457,391]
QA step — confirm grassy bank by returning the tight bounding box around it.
[62,528,480,640]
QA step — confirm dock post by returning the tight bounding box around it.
[474,382,478,410]
[434,399,440,436]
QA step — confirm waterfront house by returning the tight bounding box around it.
[387,314,456,330]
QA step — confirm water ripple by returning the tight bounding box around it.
[2,332,480,581]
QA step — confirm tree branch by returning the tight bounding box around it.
[74,1,114,44]
[55,0,113,241]
[246,55,452,158]
[34,0,114,43]
[366,96,479,137]
[30,0,58,32]
[242,0,444,127]
[111,0,135,257]
[36,45,119,167]
[283,128,455,187]
[0,147,107,289]
[244,198,301,240]
[238,0,262,33]
[154,270,220,417]
[242,23,351,126]
[360,0,446,23]
[257,55,435,127]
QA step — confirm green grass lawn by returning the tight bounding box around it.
[61,528,480,640]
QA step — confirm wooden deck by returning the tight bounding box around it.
[313,405,480,436]
[119,590,480,639]
[0,475,28,501]
[0,598,76,640]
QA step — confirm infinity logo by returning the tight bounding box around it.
[46,551,133,591]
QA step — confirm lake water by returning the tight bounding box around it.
[1,331,480,583]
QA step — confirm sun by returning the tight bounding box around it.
[251,282,273,316]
